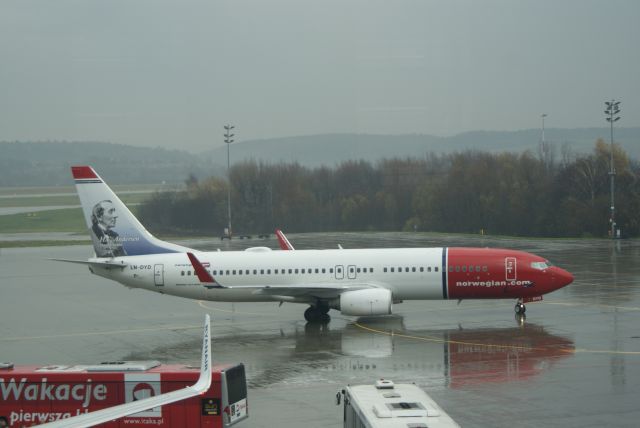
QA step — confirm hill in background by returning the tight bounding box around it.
[2,127,639,186]
[0,141,214,186]
[206,128,640,168]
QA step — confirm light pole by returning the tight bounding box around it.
[224,125,235,239]
[540,113,547,161]
[605,100,621,238]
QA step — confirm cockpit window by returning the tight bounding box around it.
[531,261,552,270]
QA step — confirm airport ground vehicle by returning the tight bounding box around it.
[338,379,459,428]
[0,316,247,428]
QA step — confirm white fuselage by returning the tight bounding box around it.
[91,247,445,303]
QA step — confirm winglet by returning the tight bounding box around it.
[187,252,224,288]
[35,315,213,428]
[275,229,295,250]
[194,314,212,392]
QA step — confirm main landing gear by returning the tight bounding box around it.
[304,303,331,323]
[514,300,526,315]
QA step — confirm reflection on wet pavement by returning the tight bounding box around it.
[1,234,640,427]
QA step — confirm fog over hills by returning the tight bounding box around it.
[2,128,639,186]
[209,127,640,167]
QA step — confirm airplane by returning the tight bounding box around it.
[36,315,212,428]
[59,166,574,323]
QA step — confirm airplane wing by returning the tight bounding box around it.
[187,252,379,299]
[35,315,212,428]
[249,283,375,299]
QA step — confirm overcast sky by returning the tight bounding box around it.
[1,0,638,152]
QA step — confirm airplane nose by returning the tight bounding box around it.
[553,267,574,289]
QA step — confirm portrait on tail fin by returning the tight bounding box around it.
[90,200,127,257]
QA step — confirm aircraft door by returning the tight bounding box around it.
[347,265,357,280]
[335,265,344,280]
[505,257,517,281]
[154,264,164,286]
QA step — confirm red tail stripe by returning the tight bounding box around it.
[71,166,98,179]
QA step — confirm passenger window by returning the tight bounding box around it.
[357,268,361,273]
[330,268,334,273]
[181,271,185,276]
[455,266,460,272]
[302,269,306,274]
[482,266,488,272]
[213,270,217,275]
[187,271,191,276]
[435,267,439,272]
[315,268,319,273]
[238,270,243,275]
[412,267,416,272]
[226,270,230,275]
[260,269,264,274]
[391,267,395,273]
[288,269,292,274]
[384,267,388,273]
[295,269,299,274]
[449,266,454,272]
[419,267,424,272]
[475,266,481,272]
[267,269,271,274]
[462,266,467,272]
[322,268,326,273]
[253,269,257,275]
[370,268,374,273]
[427,267,431,272]
[233,270,237,275]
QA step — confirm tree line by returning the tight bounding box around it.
[138,140,640,238]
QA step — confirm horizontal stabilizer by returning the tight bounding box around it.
[49,258,128,268]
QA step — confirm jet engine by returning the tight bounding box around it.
[339,288,393,316]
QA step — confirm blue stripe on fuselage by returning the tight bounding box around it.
[441,247,448,299]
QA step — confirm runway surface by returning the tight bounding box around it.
[1,233,639,427]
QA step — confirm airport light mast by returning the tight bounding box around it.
[224,125,235,239]
[539,113,548,162]
[605,100,621,238]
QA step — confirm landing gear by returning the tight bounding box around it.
[514,301,526,315]
[304,304,331,323]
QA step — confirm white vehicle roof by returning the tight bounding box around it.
[345,380,460,428]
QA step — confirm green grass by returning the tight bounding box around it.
[0,192,151,208]
[0,240,91,248]
[0,208,86,233]
[0,184,164,196]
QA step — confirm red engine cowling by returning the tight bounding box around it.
[339,289,393,316]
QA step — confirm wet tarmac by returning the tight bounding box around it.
[1,233,639,427]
